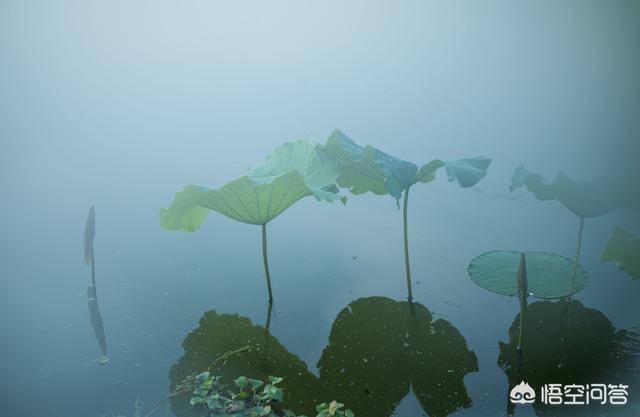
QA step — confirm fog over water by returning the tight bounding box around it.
[1,2,639,417]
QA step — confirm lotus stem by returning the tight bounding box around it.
[517,253,528,351]
[261,223,274,302]
[567,216,584,299]
[265,300,273,332]
[90,243,96,287]
[403,187,413,302]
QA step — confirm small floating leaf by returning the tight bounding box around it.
[602,226,640,279]
[468,250,588,298]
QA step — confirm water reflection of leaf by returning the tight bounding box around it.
[498,300,640,416]
[170,298,477,417]
[169,310,325,417]
[317,297,478,417]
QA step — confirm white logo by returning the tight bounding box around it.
[510,381,536,404]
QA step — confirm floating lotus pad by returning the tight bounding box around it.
[468,250,588,299]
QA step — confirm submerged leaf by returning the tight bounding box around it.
[322,129,491,204]
[602,226,640,279]
[509,165,640,218]
[84,206,95,266]
[468,250,588,299]
[160,141,343,229]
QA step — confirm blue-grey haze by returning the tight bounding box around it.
[1,1,639,417]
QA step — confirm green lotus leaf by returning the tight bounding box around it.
[509,165,640,218]
[321,129,491,301]
[322,129,491,203]
[160,140,343,230]
[468,250,588,299]
[249,139,343,203]
[602,225,640,279]
[321,129,417,200]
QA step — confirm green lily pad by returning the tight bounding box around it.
[602,225,640,279]
[468,250,588,299]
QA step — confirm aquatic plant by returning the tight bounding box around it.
[468,251,588,351]
[510,165,640,295]
[169,310,325,417]
[321,129,491,301]
[189,373,354,417]
[83,206,109,364]
[171,298,475,417]
[602,225,640,279]
[160,140,344,302]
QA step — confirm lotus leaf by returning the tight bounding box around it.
[160,139,344,301]
[321,129,491,300]
[509,165,640,218]
[468,250,588,299]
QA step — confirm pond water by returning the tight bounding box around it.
[2,2,639,417]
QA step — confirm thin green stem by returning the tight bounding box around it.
[517,253,528,351]
[567,216,584,299]
[261,223,273,302]
[403,188,413,302]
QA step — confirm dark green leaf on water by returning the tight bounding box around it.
[602,225,640,279]
[196,371,210,382]
[509,165,640,218]
[235,376,249,389]
[248,378,264,389]
[268,376,283,385]
[468,250,588,299]
[160,140,343,230]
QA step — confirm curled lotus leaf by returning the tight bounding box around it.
[322,129,491,204]
[509,165,640,218]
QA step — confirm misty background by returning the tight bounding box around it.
[1,1,639,416]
